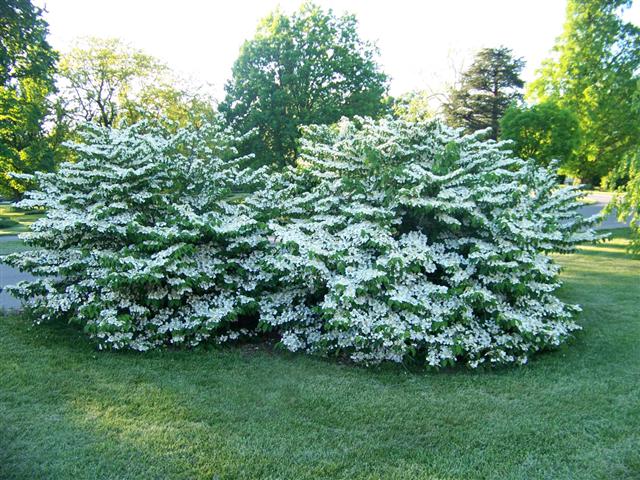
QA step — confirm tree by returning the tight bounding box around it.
[0,0,58,198]
[391,90,435,122]
[57,37,166,128]
[609,81,640,253]
[609,149,640,253]
[500,101,580,169]
[119,80,218,130]
[529,0,640,185]
[443,47,524,140]
[219,2,388,167]
[57,37,217,132]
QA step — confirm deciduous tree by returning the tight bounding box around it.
[0,0,58,198]
[219,2,388,167]
[500,101,580,169]
[529,0,640,185]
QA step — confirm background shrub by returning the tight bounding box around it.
[0,217,19,228]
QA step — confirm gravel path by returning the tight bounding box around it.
[0,193,631,310]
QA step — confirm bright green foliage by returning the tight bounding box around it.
[57,37,215,131]
[391,90,435,122]
[120,81,218,131]
[443,47,524,140]
[529,0,640,185]
[609,82,640,252]
[58,37,167,128]
[219,2,388,167]
[0,0,58,198]
[610,149,640,253]
[500,101,580,168]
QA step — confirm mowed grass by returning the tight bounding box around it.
[0,230,638,479]
[0,239,31,256]
[0,204,43,236]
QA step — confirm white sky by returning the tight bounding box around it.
[36,0,640,100]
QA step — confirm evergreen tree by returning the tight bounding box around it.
[219,2,388,167]
[444,47,524,140]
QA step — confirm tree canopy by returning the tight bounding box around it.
[219,2,389,167]
[0,0,58,198]
[443,47,524,140]
[391,90,435,122]
[57,37,217,131]
[528,0,640,185]
[57,37,167,128]
[500,101,580,169]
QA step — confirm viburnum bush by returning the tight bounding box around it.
[6,115,598,367]
[252,117,599,367]
[5,118,269,350]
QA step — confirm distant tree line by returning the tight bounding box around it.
[2,0,639,196]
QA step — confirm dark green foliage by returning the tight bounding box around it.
[0,0,58,198]
[219,2,388,167]
[529,0,640,185]
[500,101,580,168]
[0,0,56,86]
[443,47,524,140]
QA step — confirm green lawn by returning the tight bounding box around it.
[0,204,43,236]
[0,239,31,256]
[1,230,638,479]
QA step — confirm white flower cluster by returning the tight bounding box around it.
[5,116,599,367]
[5,118,270,351]
[252,117,600,367]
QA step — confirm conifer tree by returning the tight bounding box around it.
[444,47,524,140]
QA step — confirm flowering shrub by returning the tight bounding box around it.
[5,119,269,350]
[6,116,599,367]
[253,117,599,367]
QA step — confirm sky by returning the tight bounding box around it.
[36,0,640,101]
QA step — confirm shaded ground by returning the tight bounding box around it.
[0,229,638,479]
[0,204,43,236]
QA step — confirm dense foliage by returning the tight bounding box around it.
[0,0,58,198]
[500,101,580,169]
[252,117,598,367]
[529,0,640,185]
[444,47,524,140]
[7,117,598,367]
[610,148,640,254]
[391,90,435,122]
[219,2,388,167]
[5,118,268,350]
